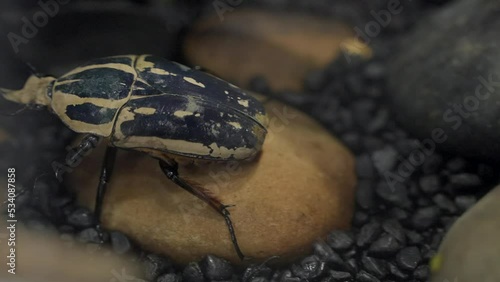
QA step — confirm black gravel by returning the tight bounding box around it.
[2,0,499,282]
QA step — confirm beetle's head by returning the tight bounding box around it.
[1,75,56,107]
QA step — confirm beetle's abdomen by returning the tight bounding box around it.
[111,94,267,160]
[51,55,138,136]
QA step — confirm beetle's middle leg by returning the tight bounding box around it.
[158,160,245,260]
[93,145,118,243]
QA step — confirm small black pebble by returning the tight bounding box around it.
[279,270,299,282]
[421,154,443,174]
[406,230,423,245]
[356,154,376,179]
[144,254,172,281]
[353,211,370,227]
[313,241,334,259]
[376,181,412,209]
[411,206,440,230]
[291,255,325,280]
[76,227,101,244]
[445,157,466,173]
[200,255,234,281]
[344,258,358,274]
[418,175,441,195]
[361,255,387,278]
[58,224,74,234]
[327,270,352,281]
[249,277,268,282]
[382,219,406,244]
[371,146,399,174]
[326,231,354,252]
[182,262,204,282]
[454,195,477,212]
[413,265,430,280]
[389,207,409,221]
[396,247,421,271]
[110,231,132,254]
[357,221,382,248]
[242,263,272,282]
[363,136,386,151]
[356,180,376,210]
[387,262,408,280]
[341,132,362,153]
[157,273,181,282]
[305,69,327,91]
[66,207,94,228]
[325,250,345,270]
[365,108,389,134]
[363,62,386,80]
[433,194,458,214]
[449,173,482,188]
[368,233,401,257]
[356,270,380,282]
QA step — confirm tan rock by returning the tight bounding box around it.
[69,100,356,264]
[0,227,143,282]
[184,9,371,92]
[431,185,500,282]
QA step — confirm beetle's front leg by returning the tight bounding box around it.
[52,134,102,182]
[158,160,246,260]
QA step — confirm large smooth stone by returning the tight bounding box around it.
[431,185,500,281]
[0,227,143,282]
[69,100,356,264]
[184,9,371,92]
[388,0,500,160]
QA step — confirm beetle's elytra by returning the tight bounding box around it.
[4,54,268,161]
[2,54,269,260]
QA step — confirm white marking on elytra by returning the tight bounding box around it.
[228,122,242,129]
[184,96,202,113]
[174,110,194,118]
[238,99,249,107]
[183,77,206,88]
[150,68,178,76]
[224,90,229,95]
[134,107,156,115]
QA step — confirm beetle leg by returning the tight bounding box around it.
[94,146,118,243]
[158,160,246,260]
[52,134,101,182]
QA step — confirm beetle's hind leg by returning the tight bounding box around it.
[159,160,246,260]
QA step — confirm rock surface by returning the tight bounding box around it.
[0,227,143,282]
[184,9,371,92]
[69,99,356,264]
[431,185,500,282]
[388,0,500,160]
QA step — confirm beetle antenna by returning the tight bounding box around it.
[0,105,30,116]
[25,62,45,78]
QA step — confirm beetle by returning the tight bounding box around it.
[1,54,268,259]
